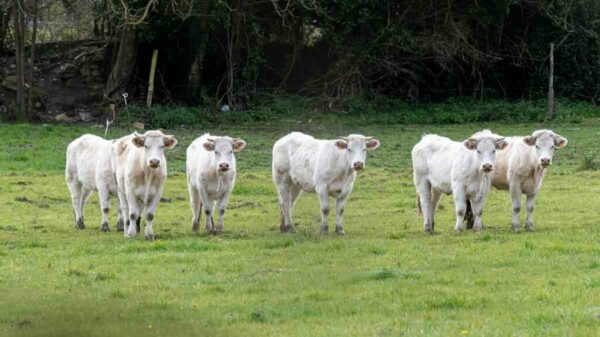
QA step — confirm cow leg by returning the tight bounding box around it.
[335,193,349,236]
[115,201,125,232]
[143,188,163,241]
[198,186,214,233]
[429,189,442,232]
[416,180,434,233]
[203,200,215,234]
[525,194,537,232]
[470,198,485,232]
[215,189,233,234]
[316,185,330,235]
[275,181,294,233]
[98,184,111,232]
[67,179,85,229]
[188,185,202,233]
[453,188,467,233]
[126,191,140,238]
[510,183,522,232]
[77,188,93,229]
[117,188,129,234]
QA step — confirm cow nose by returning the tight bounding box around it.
[353,161,364,170]
[219,163,230,171]
[540,158,551,167]
[482,163,493,172]
[149,159,160,168]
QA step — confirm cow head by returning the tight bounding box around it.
[335,134,381,171]
[202,136,246,173]
[132,131,177,169]
[464,130,508,173]
[522,129,567,168]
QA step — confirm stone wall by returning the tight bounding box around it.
[0,40,107,121]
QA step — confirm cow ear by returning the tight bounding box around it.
[464,138,477,150]
[366,138,381,151]
[203,141,215,151]
[132,135,145,148]
[496,139,508,150]
[164,136,177,149]
[335,140,348,150]
[232,139,246,152]
[523,136,536,146]
[554,136,568,149]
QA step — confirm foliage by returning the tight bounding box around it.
[98,0,600,106]
[0,121,599,336]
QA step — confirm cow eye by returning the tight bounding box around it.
[144,145,149,149]
[160,145,164,149]
[229,151,233,154]
[215,151,219,155]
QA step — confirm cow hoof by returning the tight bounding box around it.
[525,225,534,232]
[335,229,346,236]
[101,223,109,232]
[281,225,295,233]
[76,218,85,230]
[144,234,155,241]
[512,225,520,233]
[320,229,329,235]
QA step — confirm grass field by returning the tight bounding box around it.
[0,120,599,337]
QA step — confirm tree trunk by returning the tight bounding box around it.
[28,0,38,118]
[13,0,26,120]
[0,2,13,53]
[105,25,137,101]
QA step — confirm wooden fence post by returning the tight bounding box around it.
[547,43,554,120]
[146,49,158,108]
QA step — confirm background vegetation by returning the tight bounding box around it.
[1,0,599,121]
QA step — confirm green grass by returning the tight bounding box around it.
[0,119,599,337]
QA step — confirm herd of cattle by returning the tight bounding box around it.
[65,129,567,239]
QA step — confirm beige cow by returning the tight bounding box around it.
[113,131,177,240]
[487,129,568,232]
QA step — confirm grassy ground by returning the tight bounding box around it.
[0,120,599,337]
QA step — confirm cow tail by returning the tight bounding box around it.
[416,193,423,218]
[464,199,474,229]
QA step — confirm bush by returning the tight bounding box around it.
[117,105,209,128]
[114,96,596,128]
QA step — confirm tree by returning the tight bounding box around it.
[13,0,26,120]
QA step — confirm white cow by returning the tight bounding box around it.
[412,130,507,233]
[113,130,177,240]
[272,132,381,235]
[186,134,246,234]
[489,129,568,232]
[65,134,124,231]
